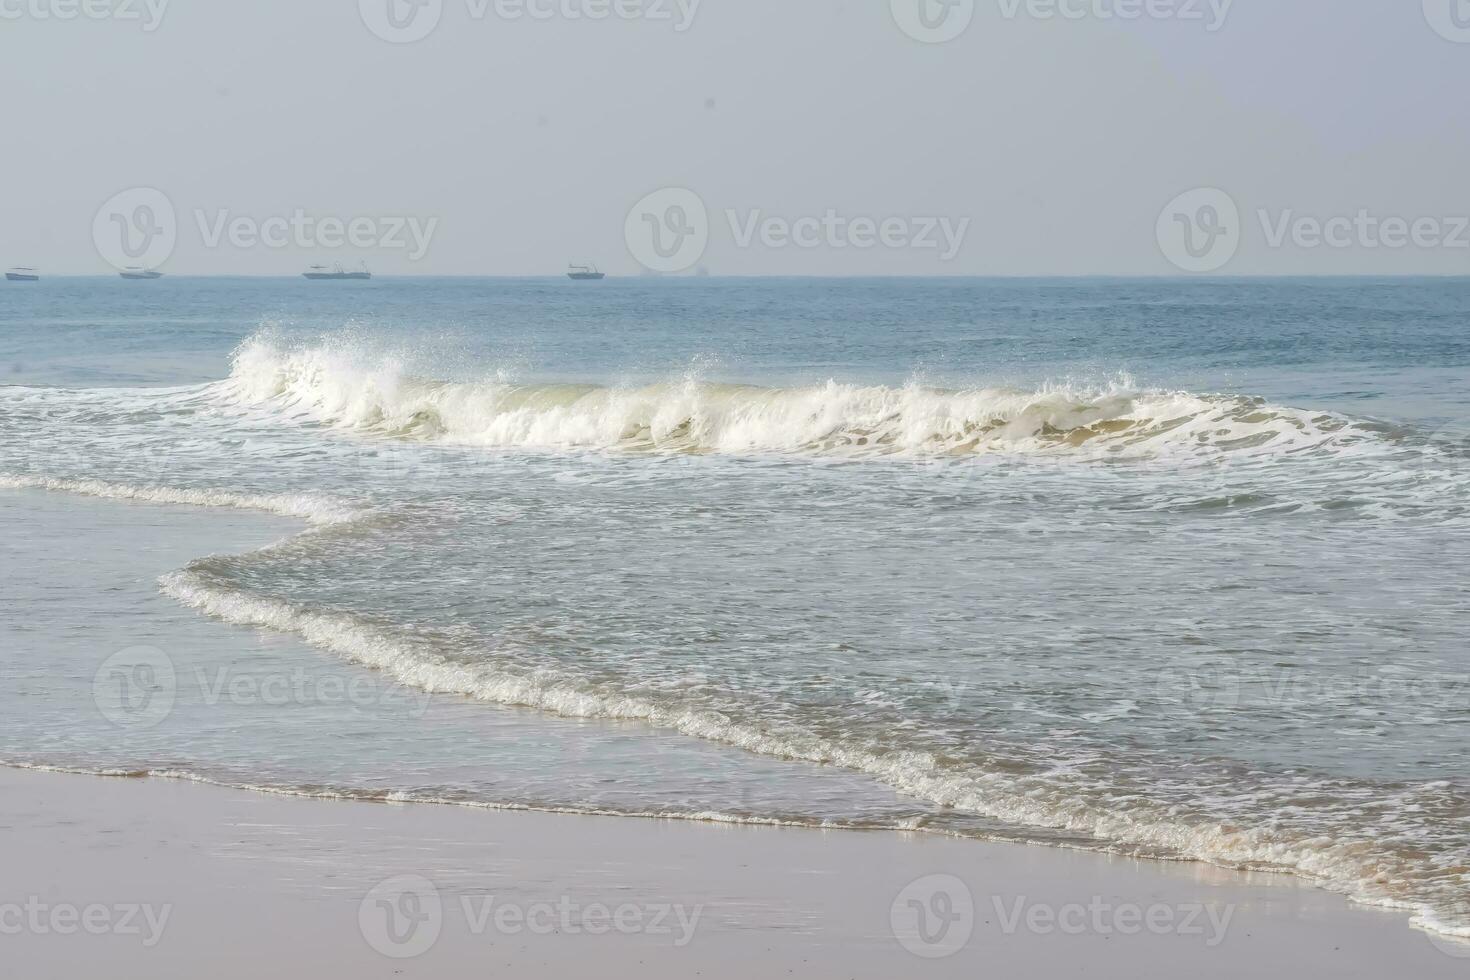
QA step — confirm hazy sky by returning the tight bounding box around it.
[3,1,1469,276]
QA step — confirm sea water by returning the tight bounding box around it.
[1,276,1467,939]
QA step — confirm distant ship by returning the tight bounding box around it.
[566,264,605,281]
[6,267,39,282]
[304,263,371,280]
[120,267,163,280]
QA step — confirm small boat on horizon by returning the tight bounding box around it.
[567,263,606,281]
[120,267,163,280]
[6,267,40,282]
[304,263,372,281]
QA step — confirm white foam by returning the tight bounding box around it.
[159,566,1470,941]
[7,340,1462,941]
[0,474,361,526]
[219,334,1366,461]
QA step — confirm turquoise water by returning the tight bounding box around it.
[2,276,1468,938]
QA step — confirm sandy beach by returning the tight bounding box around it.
[8,3,1470,974]
[2,763,1464,978]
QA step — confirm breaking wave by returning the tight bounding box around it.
[6,334,1467,948]
[219,334,1377,460]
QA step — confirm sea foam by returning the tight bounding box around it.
[219,334,1368,461]
[156,556,1470,944]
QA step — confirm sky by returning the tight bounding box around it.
[3,0,1470,276]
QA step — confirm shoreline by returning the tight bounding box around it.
[8,481,1470,957]
[28,476,1467,944]
[4,763,1466,978]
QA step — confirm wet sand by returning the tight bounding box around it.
[2,764,1465,979]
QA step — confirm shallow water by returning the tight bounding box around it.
[2,276,1467,939]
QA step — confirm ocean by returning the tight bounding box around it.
[2,276,1467,941]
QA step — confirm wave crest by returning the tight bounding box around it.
[221,335,1360,460]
